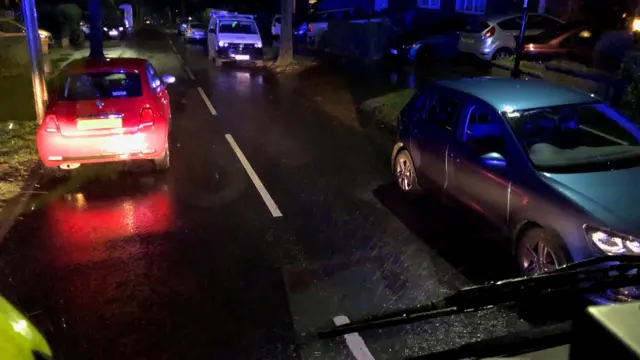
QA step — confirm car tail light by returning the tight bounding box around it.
[43,114,59,133]
[482,26,496,39]
[140,108,154,128]
[308,24,312,32]
[186,28,191,33]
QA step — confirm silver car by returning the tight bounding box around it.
[183,22,207,42]
[457,13,564,61]
[392,77,640,303]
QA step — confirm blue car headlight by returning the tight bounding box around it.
[585,225,640,255]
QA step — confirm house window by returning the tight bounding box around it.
[417,0,440,9]
[455,0,486,14]
[375,0,389,11]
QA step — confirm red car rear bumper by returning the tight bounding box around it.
[37,126,168,168]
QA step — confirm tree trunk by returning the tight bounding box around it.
[88,0,104,58]
[276,0,294,66]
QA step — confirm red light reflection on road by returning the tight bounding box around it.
[44,189,174,265]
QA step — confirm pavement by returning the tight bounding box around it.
[0,26,530,359]
[44,39,128,77]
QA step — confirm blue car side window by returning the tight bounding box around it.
[463,105,509,157]
[426,95,459,131]
[401,91,429,121]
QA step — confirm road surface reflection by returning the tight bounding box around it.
[43,185,174,266]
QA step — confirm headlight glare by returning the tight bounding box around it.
[585,225,640,255]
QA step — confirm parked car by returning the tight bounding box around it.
[183,22,207,42]
[271,14,308,40]
[80,20,90,36]
[458,13,565,61]
[521,27,601,65]
[177,18,192,35]
[392,77,640,302]
[0,17,53,43]
[305,8,354,44]
[102,19,127,40]
[388,18,466,63]
[37,58,175,172]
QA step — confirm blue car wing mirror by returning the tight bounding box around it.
[480,152,507,168]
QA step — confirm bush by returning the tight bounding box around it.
[620,78,640,121]
[593,31,633,73]
[619,54,640,122]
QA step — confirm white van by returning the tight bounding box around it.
[206,10,264,66]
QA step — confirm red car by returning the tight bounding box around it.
[37,57,175,172]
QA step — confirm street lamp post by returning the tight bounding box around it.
[511,0,529,78]
[21,0,47,122]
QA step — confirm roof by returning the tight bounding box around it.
[436,77,596,111]
[314,0,364,11]
[64,57,147,72]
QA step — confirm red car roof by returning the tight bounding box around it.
[63,57,147,73]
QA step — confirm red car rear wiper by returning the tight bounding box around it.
[318,255,640,339]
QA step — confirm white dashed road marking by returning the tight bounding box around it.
[197,87,217,115]
[225,134,283,218]
[185,66,195,80]
[333,315,376,360]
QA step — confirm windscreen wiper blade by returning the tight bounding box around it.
[318,255,640,338]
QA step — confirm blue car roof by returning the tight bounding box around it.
[436,77,596,112]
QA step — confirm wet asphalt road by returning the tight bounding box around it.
[0,27,530,359]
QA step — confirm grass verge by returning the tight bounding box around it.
[0,71,41,205]
[360,89,415,132]
[0,120,39,204]
[0,73,36,122]
[269,56,320,74]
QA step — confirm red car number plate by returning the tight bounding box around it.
[77,118,122,130]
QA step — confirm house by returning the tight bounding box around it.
[314,0,556,29]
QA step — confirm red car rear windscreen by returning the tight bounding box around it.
[57,72,143,101]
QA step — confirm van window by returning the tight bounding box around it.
[218,20,258,34]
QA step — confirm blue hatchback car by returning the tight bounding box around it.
[392,77,640,302]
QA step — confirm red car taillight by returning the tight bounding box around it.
[482,26,496,39]
[186,28,191,33]
[140,108,154,128]
[308,24,312,32]
[43,114,59,133]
